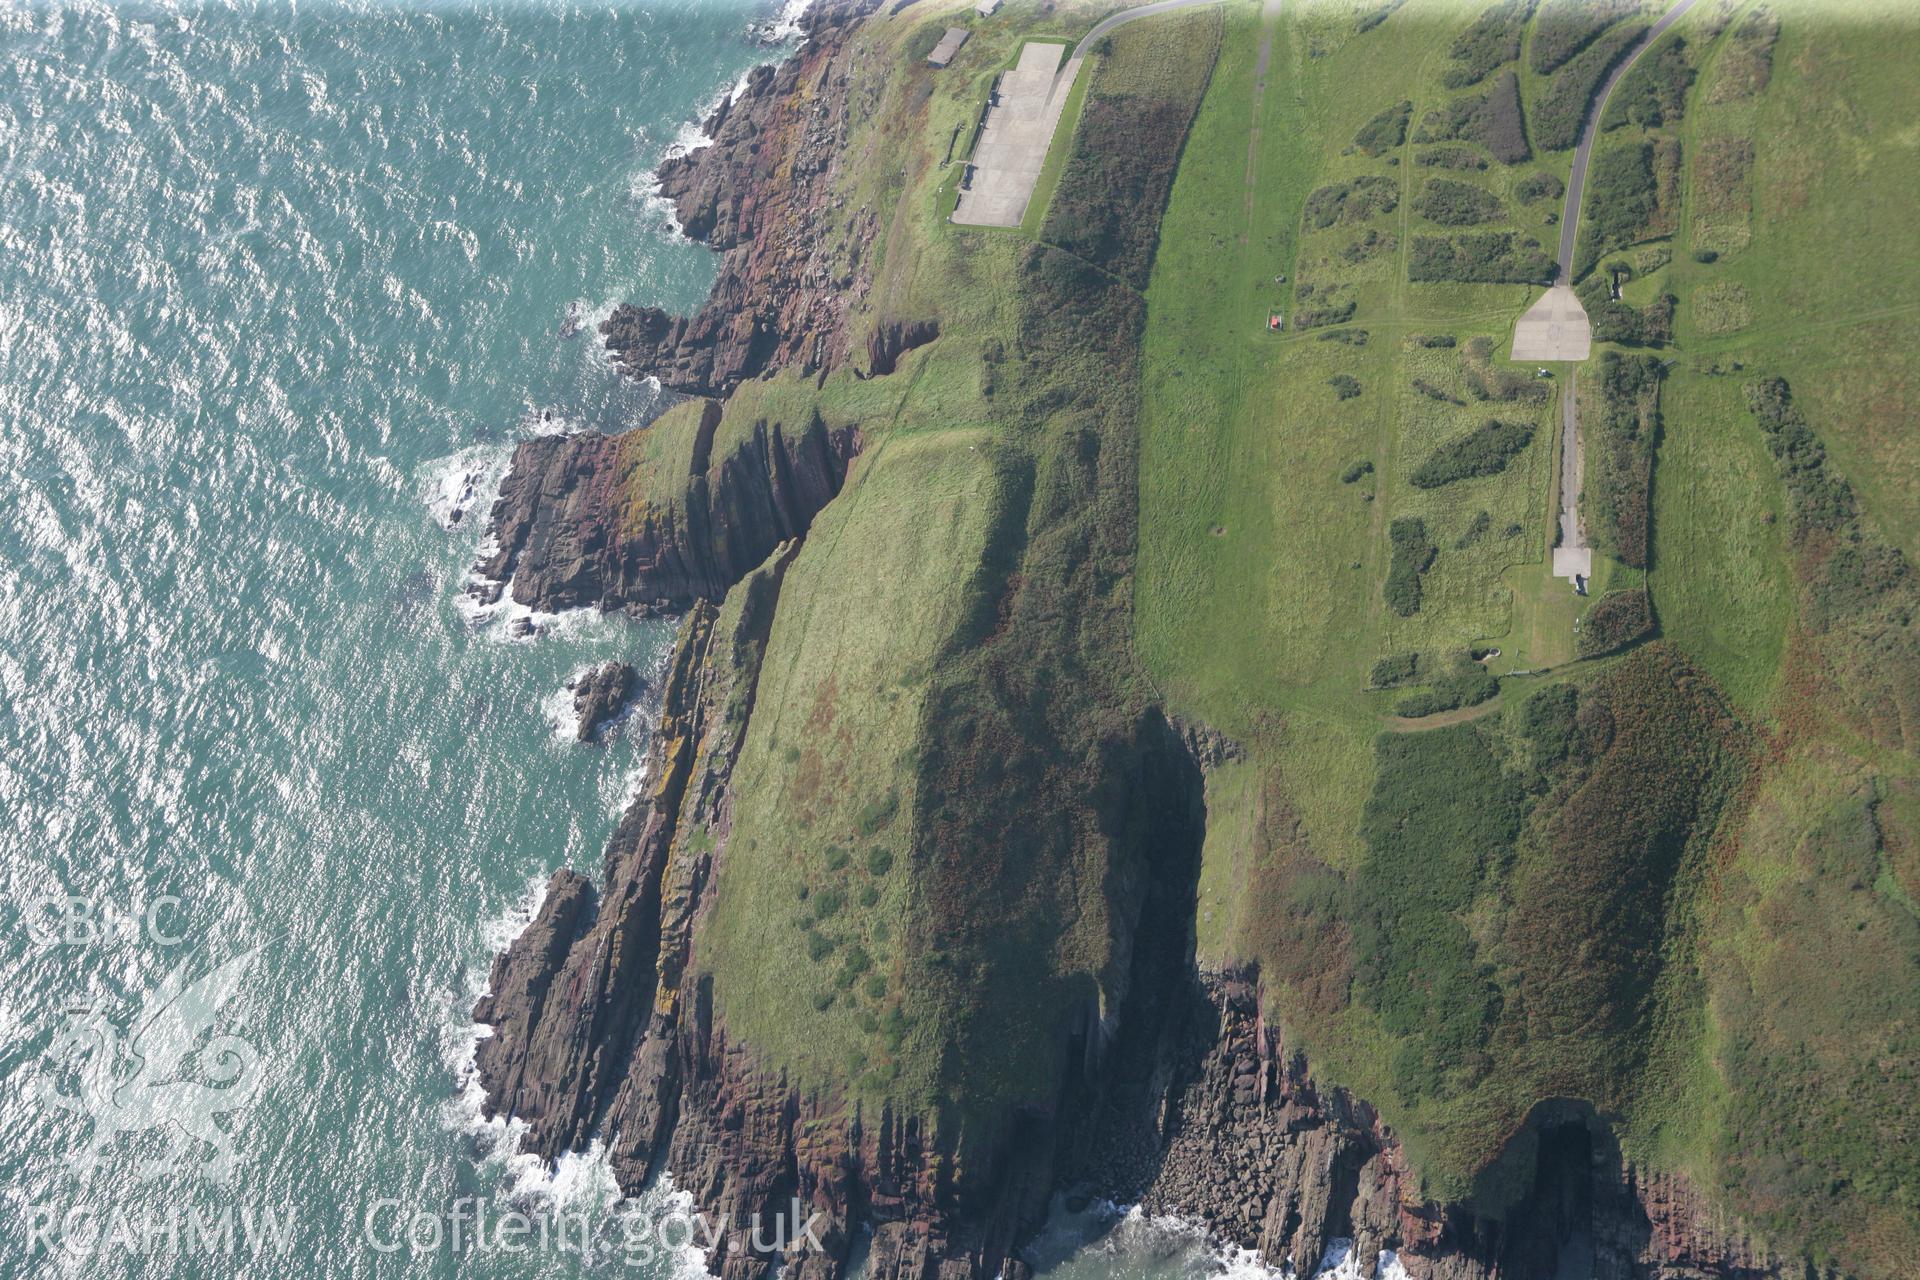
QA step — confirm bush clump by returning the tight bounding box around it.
[1417,145,1489,171]
[1409,232,1554,284]
[1353,100,1413,155]
[1415,334,1457,348]
[1602,35,1693,131]
[1413,178,1507,226]
[1520,683,1579,771]
[1516,171,1564,204]
[1410,419,1535,488]
[1743,377,1858,538]
[1329,374,1363,400]
[1303,176,1400,228]
[1318,327,1370,345]
[1342,459,1376,484]
[1444,0,1532,89]
[1412,377,1465,406]
[1414,71,1529,165]
[1577,589,1655,656]
[1295,300,1358,329]
[1370,651,1421,687]
[1587,351,1663,566]
[1530,0,1637,75]
[1577,140,1681,275]
[1456,510,1493,549]
[1462,335,1552,403]
[1576,273,1675,345]
[1341,229,1397,264]
[1394,658,1499,718]
[1385,518,1437,616]
[1534,23,1648,151]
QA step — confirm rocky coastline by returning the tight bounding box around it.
[469,4,1793,1279]
[599,0,884,398]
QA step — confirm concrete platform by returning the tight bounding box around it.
[952,43,1079,228]
[1511,285,1592,363]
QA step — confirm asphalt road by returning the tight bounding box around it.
[1554,0,1702,283]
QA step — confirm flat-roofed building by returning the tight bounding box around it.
[927,27,970,67]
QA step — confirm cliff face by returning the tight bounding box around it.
[471,404,859,616]
[600,0,884,398]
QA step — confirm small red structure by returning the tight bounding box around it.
[1268,312,1284,332]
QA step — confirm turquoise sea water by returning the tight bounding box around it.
[0,3,1321,1278]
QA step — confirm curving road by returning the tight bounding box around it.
[1552,0,1700,283]
[1052,0,1229,98]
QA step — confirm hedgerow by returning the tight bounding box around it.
[1743,377,1859,539]
[1409,232,1554,284]
[1587,351,1662,567]
[1409,419,1535,488]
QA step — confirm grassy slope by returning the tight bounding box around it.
[694,0,1226,1131]
[1142,0,1920,1252]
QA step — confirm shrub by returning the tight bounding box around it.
[1444,0,1532,89]
[1409,232,1554,284]
[1413,177,1506,226]
[1456,510,1493,549]
[1356,0,1406,35]
[1577,589,1655,656]
[1577,273,1675,345]
[1415,334,1457,348]
[1534,23,1648,151]
[1587,351,1663,566]
[1410,419,1535,488]
[1417,146,1488,171]
[1602,35,1693,131]
[1521,683,1579,771]
[1341,229,1397,264]
[1577,140,1681,274]
[1516,171,1564,204]
[826,846,851,871]
[1385,518,1437,616]
[807,931,835,962]
[1353,100,1412,155]
[1412,377,1465,406]
[1318,328,1370,345]
[1414,72,1528,164]
[1296,300,1358,329]
[1303,176,1400,228]
[1342,459,1376,484]
[1693,249,1718,264]
[1352,723,1527,1088]
[1462,335,1551,403]
[812,886,848,920]
[864,974,888,1001]
[1530,0,1637,75]
[1371,652,1421,687]
[1394,662,1498,718]
[1329,374,1363,400]
[866,848,895,875]
[857,884,880,909]
[1743,377,1858,539]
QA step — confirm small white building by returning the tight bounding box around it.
[976,0,1003,15]
[927,26,970,67]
